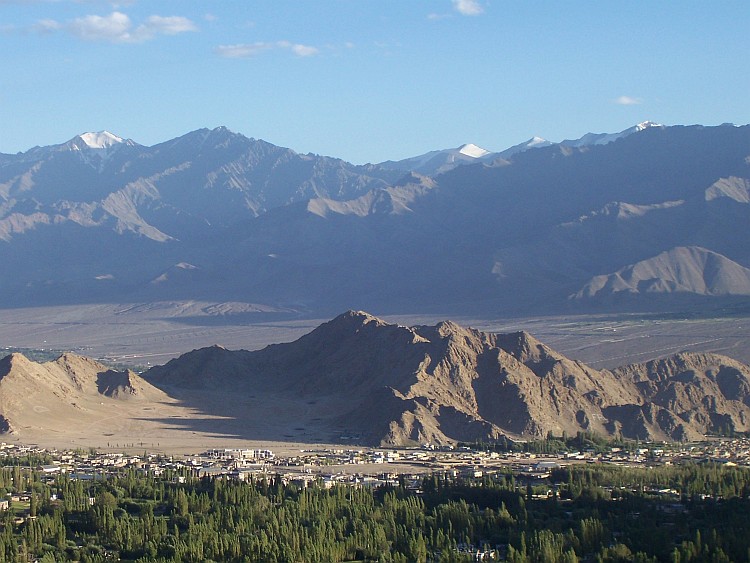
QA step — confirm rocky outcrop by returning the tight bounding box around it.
[3,312,750,446]
[144,311,750,445]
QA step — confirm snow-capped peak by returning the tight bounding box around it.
[560,122,665,149]
[634,121,662,132]
[57,130,136,170]
[527,136,550,147]
[78,131,125,149]
[458,143,491,158]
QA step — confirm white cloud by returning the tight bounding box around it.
[35,18,62,33]
[69,11,131,42]
[214,42,274,58]
[291,44,318,56]
[215,40,319,58]
[614,95,643,106]
[452,0,483,16]
[141,15,197,36]
[62,11,196,43]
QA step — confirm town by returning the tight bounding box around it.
[3,437,750,492]
[1,438,749,561]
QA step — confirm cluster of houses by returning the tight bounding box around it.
[0,438,747,561]
[1,438,749,490]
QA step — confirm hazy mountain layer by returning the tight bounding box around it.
[1,124,749,315]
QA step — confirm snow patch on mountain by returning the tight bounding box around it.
[458,143,490,158]
[527,136,550,147]
[58,131,138,171]
[79,131,125,149]
[635,121,661,131]
[560,121,663,148]
[378,143,493,175]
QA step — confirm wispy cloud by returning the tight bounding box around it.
[215,42,273,58]
[141,15,196,36]
[215,40,319,59]
[277,40,319,57]
[34,18,62,33]
[39,11,197,43]
[453,0,483,16]
[614,95,643,106]
[291,44,318,56]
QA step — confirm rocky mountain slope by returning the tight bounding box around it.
[1,124,749,315]
[142,311,750,445]
[572,246,750,301]
[0,352,168,439]
[2,311,749,446]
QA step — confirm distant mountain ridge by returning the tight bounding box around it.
[378,121,664,175]
[0,123,749,315]
[3,311,750,446]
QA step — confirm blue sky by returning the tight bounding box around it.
[2,0,749,164]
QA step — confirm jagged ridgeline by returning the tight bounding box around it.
[1,124,750,315]
[3,311,749,446]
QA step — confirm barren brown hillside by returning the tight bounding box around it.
[143,311,750,445]
[3,311,750,448]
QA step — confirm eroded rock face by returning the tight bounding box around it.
[141,311,750,445]
[4,311,750,446]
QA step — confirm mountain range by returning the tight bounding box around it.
[1,122,749,315]
[2,311,749,447]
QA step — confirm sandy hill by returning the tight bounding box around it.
[0,352,174,445]
[573,246,750,300]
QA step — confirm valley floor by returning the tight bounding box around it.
[0,302,748,370]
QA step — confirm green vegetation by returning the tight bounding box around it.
[0,462,748,561]
[0,348,146,374]
[461,431,642,455]
[0,347,66,363]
